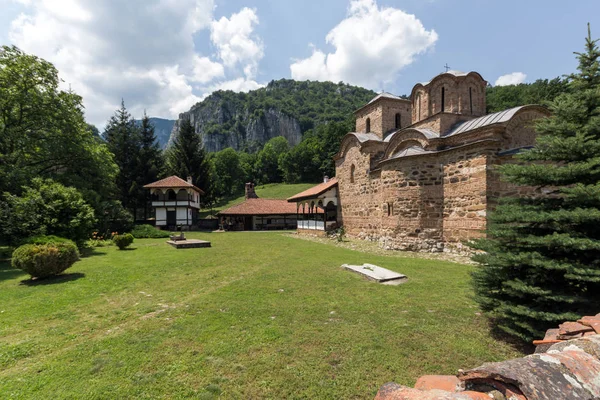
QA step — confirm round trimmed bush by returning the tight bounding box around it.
[12,240,80,279]
[25,235,74,245]
[113,233,134,250]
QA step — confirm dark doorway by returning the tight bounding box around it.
[167,210,176,226]
[244,217,253,230]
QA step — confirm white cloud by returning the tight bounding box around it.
[210,7,264,78]
[208,77,264,93]
[290,0,437,89]
[192,55,225,83]
[5,0,265,127]
[494,72,527,86]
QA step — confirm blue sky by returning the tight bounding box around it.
[1,0,598,127]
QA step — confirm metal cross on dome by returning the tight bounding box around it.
[444,63,451,72]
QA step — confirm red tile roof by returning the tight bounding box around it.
[219,198,299,216]
[143,176,204,194]
[287,178,338,202]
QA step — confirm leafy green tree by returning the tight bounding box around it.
[239,151,258,184]
[137,112,164,219]
[0,178,96,246]
[165,118,212,204]
[0,45,117,206]
[471,25,600,342]
[103,100,142,217]
[255,136,289,183]
[279,136,323,183]
[486,77,569,113]
[211,148,245,198]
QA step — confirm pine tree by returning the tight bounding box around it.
[471,25,600,342]
[165,118,212,205]
[137,112,163,219]
[103,100,142,217]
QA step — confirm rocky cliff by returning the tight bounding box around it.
[169,79,376,153]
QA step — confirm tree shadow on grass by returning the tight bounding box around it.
[80,248,109,258]
[0,260,27,282]
[488,321,535,355]
[20,272,85,286]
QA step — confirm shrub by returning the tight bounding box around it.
[25,235,73,245]
[131,225,170,239]
[336,226,346,242]
[94,200,134,238]
[0,178,96,247]
[113,233,134,250]
[12,241,80,279]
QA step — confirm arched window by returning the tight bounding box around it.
[469,87,473,114]
[350,164,355,183]
[366,118,371,133]
[167,189,176,201]
[416,93,421,120]
[441,87,445,112]
[395,113,401,129]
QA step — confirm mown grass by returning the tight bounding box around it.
[0,232,521,399]
[200,183,316,218]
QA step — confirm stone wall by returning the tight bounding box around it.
[356,99,412,139]
[337,142,493,252]
[412,113,472,135]
[411,73,486,125]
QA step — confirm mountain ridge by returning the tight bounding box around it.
[169,79,378,153]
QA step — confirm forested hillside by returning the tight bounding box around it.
[170,79,377,153]
[485,77,568,112]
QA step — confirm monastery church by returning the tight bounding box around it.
[289,70,549,252]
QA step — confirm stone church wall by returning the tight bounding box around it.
[336,143,494,252]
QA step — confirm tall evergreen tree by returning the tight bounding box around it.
[103,100,142,216]
[165,118,212,204]
[471,25,600,342]
[138,112,163,219]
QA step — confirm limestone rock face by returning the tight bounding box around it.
[169,94,302,153]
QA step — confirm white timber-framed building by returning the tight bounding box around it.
[144,175,204,229]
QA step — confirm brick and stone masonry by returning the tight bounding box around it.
[332,70,550,253]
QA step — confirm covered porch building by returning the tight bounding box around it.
[287,177,339,234]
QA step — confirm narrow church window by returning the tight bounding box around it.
[416,93,421,120]
[350,164,355,183]
[469,87,473,114]
[441,87,445,112]
[395,113,401,129]
[366,118,371,133]
[387,202,393,216]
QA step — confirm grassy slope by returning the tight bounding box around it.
[200,183,316,218]
[0,232,521,399]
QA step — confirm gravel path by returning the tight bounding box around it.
[285,233,475,265]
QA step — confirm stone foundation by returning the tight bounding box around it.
[297,228,328,237]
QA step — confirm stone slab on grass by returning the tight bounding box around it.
[342,263,407,285]
[167,239,211,249]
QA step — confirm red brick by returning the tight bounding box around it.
[414,375,460,392]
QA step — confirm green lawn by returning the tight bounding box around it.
[0,232,521,399]
[200,183,317,218]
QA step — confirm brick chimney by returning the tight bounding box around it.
[187,176,193,184]
[323,176,329,183]
[245,183,258,199]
